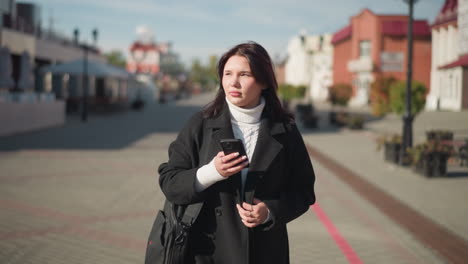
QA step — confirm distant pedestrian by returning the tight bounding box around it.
[159,75,170,104]
[158,41,316,264]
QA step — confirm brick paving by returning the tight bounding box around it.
[0,93,465,263]
[307,144,468,264]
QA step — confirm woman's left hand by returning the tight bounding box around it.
[236,198,269,228]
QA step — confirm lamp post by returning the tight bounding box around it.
[401,0,417,163]
[74,28,98,122]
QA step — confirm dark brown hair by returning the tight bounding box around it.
[203,41,293,122]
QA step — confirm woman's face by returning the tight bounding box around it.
[222,55,265,108]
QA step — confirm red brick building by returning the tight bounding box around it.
[331,9,432,106]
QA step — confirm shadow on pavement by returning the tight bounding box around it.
[0,102,203,151]
[446,171,468,178]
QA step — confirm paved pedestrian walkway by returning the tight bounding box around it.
[0,93,466,263]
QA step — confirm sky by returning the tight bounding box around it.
[28,0,445,67]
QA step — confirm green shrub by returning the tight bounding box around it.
[389,80,427,115]
[370,76,397,117]
[296,85,307,98]
[278,84,307,101]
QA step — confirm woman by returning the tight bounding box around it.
[158,41,316,264]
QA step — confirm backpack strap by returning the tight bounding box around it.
[180,202,204,226]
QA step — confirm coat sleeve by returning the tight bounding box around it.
[263,123,316,228]
[158,113,208,205]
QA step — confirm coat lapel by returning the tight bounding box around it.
[205,104,287,204]
[244,117,286,203]
[206,105,235,145]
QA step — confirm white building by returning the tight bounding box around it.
[426,0,468,111]
[310,35,333,102]
[285,32,333,102]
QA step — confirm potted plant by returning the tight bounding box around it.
[408,140,454,177]
[333,111,350,127]
[347,114,364,130]
[376,134,402,164]
[430,140,454,177]
[407,144,425,174]
[388,80,427,165]
[458,139,468,167]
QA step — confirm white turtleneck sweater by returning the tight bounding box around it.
[195,97,265,192]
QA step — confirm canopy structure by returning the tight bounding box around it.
[17,51,32,90]
[40,59,130,79]
[0,47,14,89]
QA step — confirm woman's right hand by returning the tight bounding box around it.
[214,151,249,177]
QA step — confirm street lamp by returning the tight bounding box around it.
[74,28,98,122]
[401,0,418,163]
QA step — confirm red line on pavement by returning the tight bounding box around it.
[311,203,364,264]
[317,176,425,264]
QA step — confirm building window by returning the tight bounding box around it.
[359,40,371,58]
[319,35,324,51]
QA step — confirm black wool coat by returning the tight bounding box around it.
[158,104,316,264]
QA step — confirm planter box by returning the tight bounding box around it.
[329,111,349,127]
[384,142,401,164]
[458,142,468,167]
[418,152,449,177]
[296,103,313,114]
[302,114,318,128]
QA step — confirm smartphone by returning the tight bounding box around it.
[219,139,249,166]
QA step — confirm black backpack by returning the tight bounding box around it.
[144,200,203,264]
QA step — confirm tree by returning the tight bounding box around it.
[104,50,126,68]
[189,55,218,91]
[189,58,206,84]
[370,76,397,117]
[389,80,427,115]
[207,55,218,82]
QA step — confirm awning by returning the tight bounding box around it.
[0,47,15,89]
[17,51,32,90]
[439,54,468,69]
[40,59,131,79]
